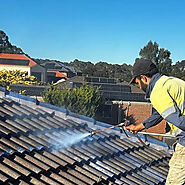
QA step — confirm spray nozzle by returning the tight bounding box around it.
[88,131,96,137]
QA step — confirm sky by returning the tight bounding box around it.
[1,0,185,65]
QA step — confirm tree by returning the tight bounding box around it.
[66,59,133,82]
[139,41,172,75]
[42,83,105,118]
[170,60,185,80]
[0,30,24,54]
[68,59,95,76]
[139,41,159,64]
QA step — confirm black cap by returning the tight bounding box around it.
[129,58,158,84]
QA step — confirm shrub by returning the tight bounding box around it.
[0,69,40,94]
[42,83,104,118]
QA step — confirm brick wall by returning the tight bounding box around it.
[122,102,166,140]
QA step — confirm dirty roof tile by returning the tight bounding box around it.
[0,163,21,180]
[13,155,42,174]
[40,174,61,185]
[42,150,68,167]
[67,168,96,185]
[0,97,171,184]
[0,172,9,183]
[49,172,74,185]
[2,157,31,176]
[23,153,51,171]
[29,177,48,185]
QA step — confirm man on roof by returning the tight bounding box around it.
[125,58,185,185]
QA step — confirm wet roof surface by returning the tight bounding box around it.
[0,97,171,185]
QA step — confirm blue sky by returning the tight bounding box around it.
[1,0,185,65]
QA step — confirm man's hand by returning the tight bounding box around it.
[125,123,145,134]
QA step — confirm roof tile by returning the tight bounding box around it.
[0,97,171,184]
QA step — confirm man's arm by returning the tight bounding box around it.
[125,108,163,132]
[142,108,163,129]
[163,110,185,131]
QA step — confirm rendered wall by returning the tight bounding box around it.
[0,65,30,75]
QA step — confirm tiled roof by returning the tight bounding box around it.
[118,81,145,94]
[0,96,171,184]
[0,53,37,67]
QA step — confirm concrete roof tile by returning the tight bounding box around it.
[49,172,74,185]
[0,164,21,180]
[14,155,42,174]
[0,172,9,183]
[0,97,171,184]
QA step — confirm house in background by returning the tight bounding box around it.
[0,53,36,75]
[0,54,72,84]
[0,53,82,96]
[40,61,82,82]
[0,53,47,83]
[40,61,69,83]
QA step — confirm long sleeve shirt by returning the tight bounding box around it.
[142,73,185,146]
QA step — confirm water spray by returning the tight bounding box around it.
[88,102,149,147]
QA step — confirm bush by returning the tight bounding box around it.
[42,83,104,118]
[0,70,40,94]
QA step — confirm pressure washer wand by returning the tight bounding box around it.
[90,123,123,136]
[90,123,148,147]
[138,131,176,137]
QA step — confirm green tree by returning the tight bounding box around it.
[0,30,24,54]
[139,41,172,75]
[170,60,185,80]
[33,58,133,82]
[68,59,95,76]
[42,83,104,118]
[139,41,159,64]
[94,62,110,77]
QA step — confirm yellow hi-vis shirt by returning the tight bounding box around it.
[150,75,185,135]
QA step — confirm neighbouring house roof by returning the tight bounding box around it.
[69,76,118,84]
[60,76,144,94]
[0,88,171,184]
[40,62,69,72]
[0,53,37,67]
[118,81,145,94]
[57,79,146,102]
[70,75,85,82]
[47,70,69,79]
[84,76,118,84]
